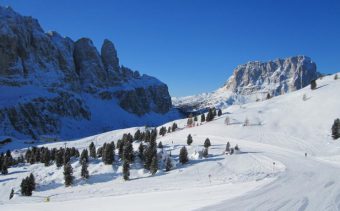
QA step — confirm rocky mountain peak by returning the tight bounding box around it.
[101,39,120,73]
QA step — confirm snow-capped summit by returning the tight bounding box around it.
[173,56,319,112]
[0,6,179,139]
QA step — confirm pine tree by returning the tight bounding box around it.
[157,141,163,149]
[1,158,8,175]
[123,160,130,181]
[55,150,63,167]
[187,134,193,145]
[134,129,141,141]
[179,146,188,164]
[89,142,96,158]
[9,188,14,199]
[165,158,172,171]
[63,162,73,187]
[81,160,89,179]
[103,143,114,164]
[43,149,51,167]
[63,148,71,165]
[167,127,171,133]
[80,149,89,163]
[172,123,178,132]
[97,147,103,158]
[311,79,317,90]
[266,93,271,99]
[204,138,211,148]
[335,74,338,80]
[226,142,231,152]
[159,126,167,136]
[150,155,158,175]
[206,108,214,122]
[194,115,198,122]
[187,114,193,127]
[332,118,340,140]
[29,173,36,191]
[123,141,133,163]
[217,109,222,116]
[20,177,32,196]
[235,144,240,151]
[212,108,217,117]
[201,113,206,122]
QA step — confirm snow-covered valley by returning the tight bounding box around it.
[1,74,339,210]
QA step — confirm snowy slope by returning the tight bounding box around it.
[0,73,339,211]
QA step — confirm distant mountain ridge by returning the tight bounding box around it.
[173,55,319,112]
[0,6,179,139]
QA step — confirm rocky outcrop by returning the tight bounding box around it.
[173,56,319,112]
[0,6,175,139]
[224,56,318,96]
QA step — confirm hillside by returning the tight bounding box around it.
[0,73,339,210]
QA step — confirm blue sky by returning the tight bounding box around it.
[1,0,339,96]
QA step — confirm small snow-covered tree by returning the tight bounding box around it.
[172,123,178,132]
[89,142,96,158]
[150,155,158,175]
[332,118,340,140]
[187,114,194,127]
[201,113,206,122]
[235,144,240,151]
[81,160,89,179]
[217,109,222,116]
[194,116,198,122]
[187,134,193,146]
[266,93,271,100]
[335,74,338,80]
[63,162,73,187]
[202,147,208,158]
[123,160,130,181]
[226,142,231,152]
[179,146,189,164]
[204,138,211,148]
[165,158,173,171]
[80,149,89,163]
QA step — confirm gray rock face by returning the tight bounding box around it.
[224,56,318,96]
[173,56,319,112]
[0,6,174,139]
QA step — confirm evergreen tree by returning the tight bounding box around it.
[20,177,32,196]
[134,129,141,141]
[9,188,14,200]
[311,79,317,90]
[179,146,188,164]
[165,158,172,172]
[159,126,167,136]
[332,118,340,140]
[187,134,193,145]
[81,160,89,179]
[212,108,217,117]
[89,142,96,158]
[29,173,36,191]
[122,141,133,163]
[157,141,163,149]
[235,144,240,151]
[206,108,214,122]
[204,138,211,148]
[201,113,206,122]
[194,115,198,122]
[187,114,193,127]
[217,109,222,116]
[55,150,63,167]
[42,149,51,167]
[1,158,8,175]
[143,145,156,170]
[63,162,73,187]
[80,149,89,163]
[150,155,158,175]
[123,160,130,181]
[172,123,178,132]
[63,148,71,165]
[335,74,338,80]
[230,148,234,155]
[97,147,103,158]
[226,142,231,152]
[167,127,171,133]
[266,93,271,99]
[103,143,114,164]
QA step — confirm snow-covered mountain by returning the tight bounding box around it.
[173,55,319,112]
[0,6,180,140]
[1,73,339,211]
